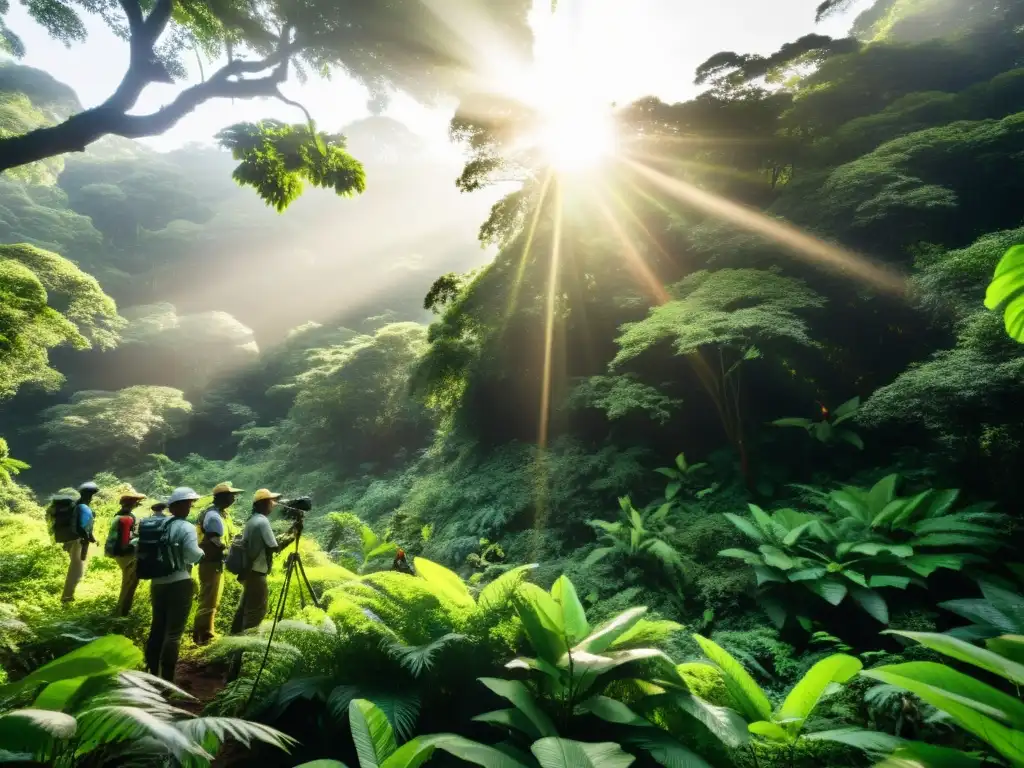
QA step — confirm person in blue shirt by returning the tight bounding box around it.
[62,481,99,603]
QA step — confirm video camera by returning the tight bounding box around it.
[278,495,312,527]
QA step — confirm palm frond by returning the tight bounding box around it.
[176,716,296,766]
[326,685,421,741]
[382,633,468,678]
[74,705,206,762]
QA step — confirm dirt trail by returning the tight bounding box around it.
[174,658,228,714]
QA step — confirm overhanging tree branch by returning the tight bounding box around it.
[0,0,297,175]
[0,48,293,172]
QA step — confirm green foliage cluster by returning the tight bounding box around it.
[721,474,1004,628]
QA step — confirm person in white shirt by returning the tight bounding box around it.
[230,488,297,634]
[145,487,203,682]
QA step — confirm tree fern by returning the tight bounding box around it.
[383,633,468,678]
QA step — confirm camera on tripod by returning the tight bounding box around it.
[278,495,312,530]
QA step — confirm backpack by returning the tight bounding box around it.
[136,517,187,580]
[224,533,248,576]
[104,513,136,557]
[47,496,79,544]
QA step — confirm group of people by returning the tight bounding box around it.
[57,481,300,684]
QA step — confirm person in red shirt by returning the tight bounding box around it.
[105,490,146,617]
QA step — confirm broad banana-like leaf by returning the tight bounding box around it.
[574,607,648,655]
[380,736,438,768]
[1,635,141,698]
[293,762,349,768]
[350,699,398,768]
[561,648,670,675]
[551,576,590,643]
[647,691,748,748]
[413,558,475,608]
[874,740,983,768]
[506,656,561,680]
[806,578,847,606]
[862,661,1024,729]
[987,635,1024,665]
[531,738,635,768]
[864,664,1024,765]
[886,630,1024,684]
[477,678,557,739]
[584,547,616,567]
[419,734,533,768]
[580,696,650,727]
[513,583,570,665]
[621,729,714,768]
[803,727,900,754]
[692,635,772,723]
[473,708,538,736]
[477,564,538,612]
[777,654,862,734]
[748,721,789,742]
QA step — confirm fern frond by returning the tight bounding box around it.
[382,633,468,678]
[326,685,421,741]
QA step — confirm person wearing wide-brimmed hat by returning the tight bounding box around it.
[105,488,146,617]
[191,482,243,645]
[230,489,297,635]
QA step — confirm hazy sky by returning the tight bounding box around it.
[5,0,866,151]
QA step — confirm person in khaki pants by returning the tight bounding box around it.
[62,482,98,603]
[105,489,146,616]
[191,482,242,646]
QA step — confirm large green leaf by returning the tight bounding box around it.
[473,708,539,736]
[531,738,635,768]
[722,513,765,543]
[513,583,570,666]
[886,630,1024,684]
[692,635,772,723]
[621,729,715,768]
[863,661,1024,729]
[478,565,538,612]
[350,699,398,768]
[849,586,889,623]
[904,554,967,577]
[803,727,901,755]
[551,576,590,644]
[564,648,671,676]
[32,676,91,711]
[806,578,848,606]
[293,762,349,768]
[575,607,647,655]
[380,736,441,768]
[478,678,557,739]
[580,696,650,727]
[864,665,1024,765]
[867,475,900,517]
[758,545,796,570]
[0,708,76,754]
[1,636,141,698]
[777,654,862,732]
[421,734,533,768]
[985,244,1024,341]
[987,635,1024,665]
[832,397,860,423]
[650,691,749,748]
[748,720,789,742]
[874,741,983,768]
[413,558,475,608]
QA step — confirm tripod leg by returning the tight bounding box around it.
[244,561,295,712]
[294,555,321,609]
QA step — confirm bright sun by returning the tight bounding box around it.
[536,102,616,172]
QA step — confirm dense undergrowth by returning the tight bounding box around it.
[3,0,1024,765]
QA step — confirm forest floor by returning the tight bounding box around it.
[175,658,226,714]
